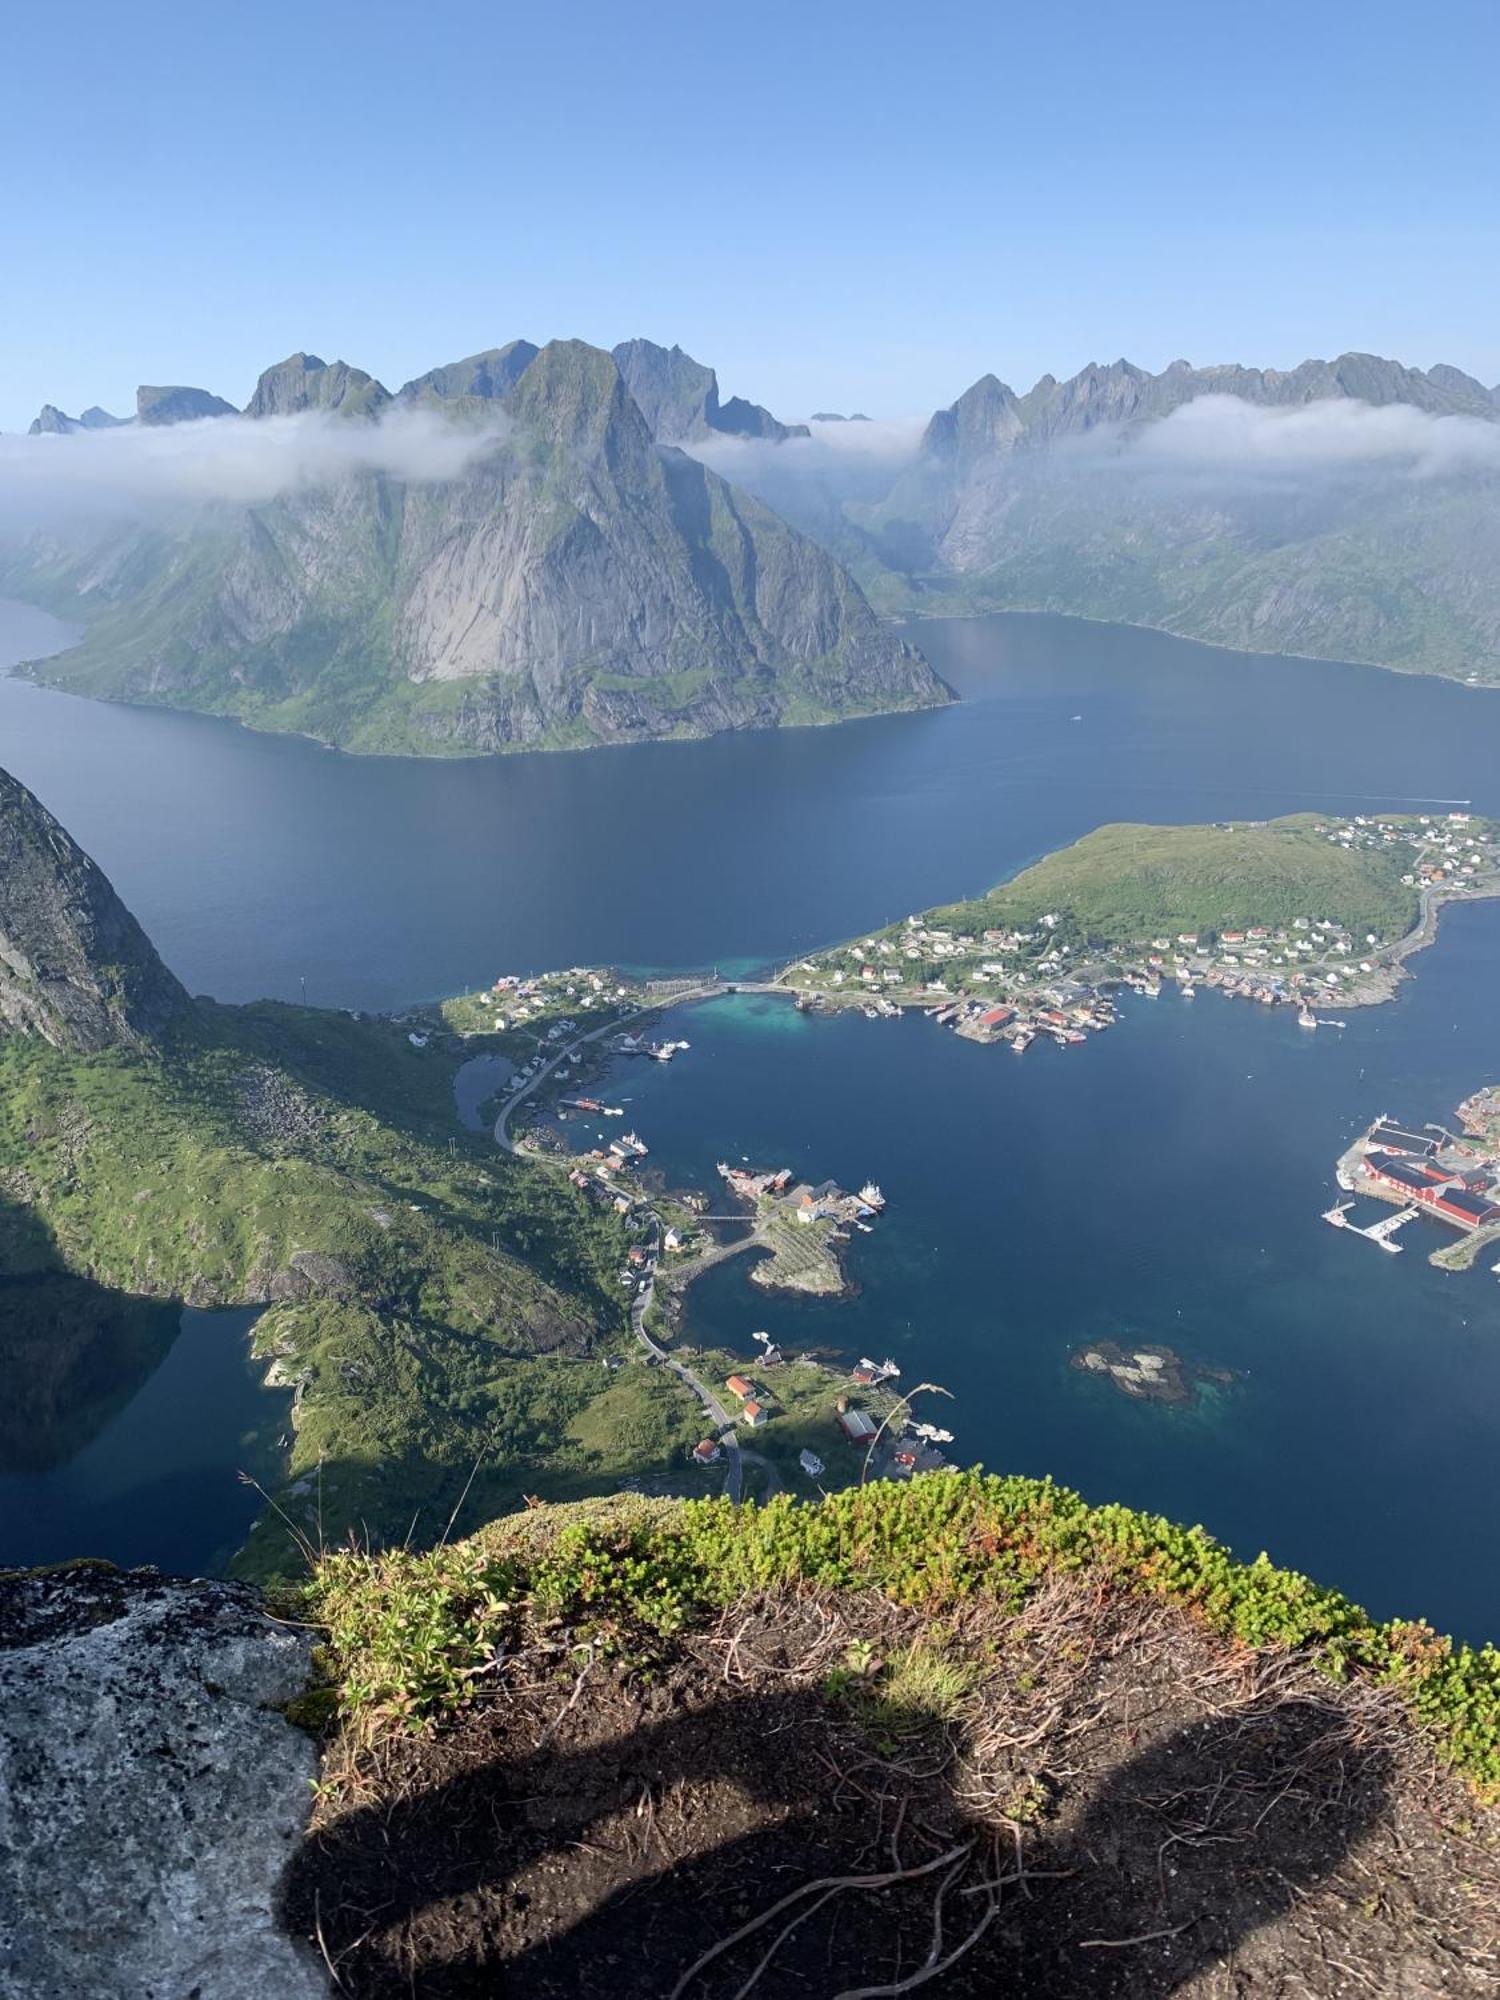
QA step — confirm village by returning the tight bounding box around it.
[1328,1089,1500,1271]
[775,811,1500,1053]
[442,963,928,1496]
[684,1349,954,1492]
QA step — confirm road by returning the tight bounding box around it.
[492,983,724,1154]
[489,981,769,1501]
[630,1267,748,1502]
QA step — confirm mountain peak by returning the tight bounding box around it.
[396,342,539,410]
[244,353,390,419]
[0,768,188,1053]
[503,339,646,456]
[611,338,808,444]
[27,405,80,436]
[135,384,236,426]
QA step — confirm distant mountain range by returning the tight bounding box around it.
[4,340,941,754]
[820,354,1500,687]
[10,340,1500,746]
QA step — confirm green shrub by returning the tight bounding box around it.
[307,1471,1500,1795]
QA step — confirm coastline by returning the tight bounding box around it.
[888,597,1500,694]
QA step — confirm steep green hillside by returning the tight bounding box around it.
[0,1000,650,1558]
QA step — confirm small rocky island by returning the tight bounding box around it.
[1071,1339,1234,1406]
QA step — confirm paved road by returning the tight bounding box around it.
[631,1268,746,1503]
[493,990,719,1153]
[488,984,759,1501]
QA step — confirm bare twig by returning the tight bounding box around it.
[666,1841,975,2000]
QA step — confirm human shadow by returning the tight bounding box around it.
[283,1676,1394,1998]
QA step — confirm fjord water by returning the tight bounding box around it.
[3,606,1498,1008]
[2,600,1498,1626]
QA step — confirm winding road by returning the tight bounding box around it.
[489,982,775,1501]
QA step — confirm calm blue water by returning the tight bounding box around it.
[3,600,1499,1625]
[1,605,1497,1007]
[0,1306,291,1575]
[553,919,1500,1639]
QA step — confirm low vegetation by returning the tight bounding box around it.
[307,1472,1500,1796]
[0,1000,647,1570]
[929,814,1424,949]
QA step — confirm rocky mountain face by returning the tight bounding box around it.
[612,337,809,443]
[7,339,941,751]
[245,351,391,419]
[0,767,188,1051]
[920,352,1500,471]
[26,403,126,435]
[135,383,237,425]
[397,340,539,411]
[847,352,1500,684]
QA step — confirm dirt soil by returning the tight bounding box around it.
[284,1580,1499,1997]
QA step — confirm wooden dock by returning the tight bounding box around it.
[1322,1200,1420,1253]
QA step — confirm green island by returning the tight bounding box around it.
[6,766,1500,1990]
[776,810,1500,1047]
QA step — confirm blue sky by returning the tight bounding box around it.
[3,0,1497,431]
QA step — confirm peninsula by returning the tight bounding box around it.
[775,810,1500,1050]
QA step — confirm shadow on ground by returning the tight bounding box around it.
[284,1663,1405,1997]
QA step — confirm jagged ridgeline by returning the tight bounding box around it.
[851,351,1500,682]
[3,339,945,754]
[0,765,633,1549]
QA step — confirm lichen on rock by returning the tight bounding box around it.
[0,1565,325,1999]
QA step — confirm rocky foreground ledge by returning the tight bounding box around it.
[0,1565,324,2000]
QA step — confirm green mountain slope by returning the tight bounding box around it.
[843,353,1500,684]
[0,764,645,1559]
[6,340,942,753]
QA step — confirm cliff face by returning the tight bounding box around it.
[245,352,392,419]
[0,767,187,1052]
[859,351,1500,683]
[611,337,810,444]
[135,383,237,425]
[14,340,942,753]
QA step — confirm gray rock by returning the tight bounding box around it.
[612,337,809,444]
[0,1565,325,2000]
[397,341,538,409]
[244,353,390,420]
[0,766,188,1052]
[135,385,236,426]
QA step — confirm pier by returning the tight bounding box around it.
[1322,1200,1420,1253]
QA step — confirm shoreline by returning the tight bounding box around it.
[769,881,1500,1034]
[888,598,1500,695]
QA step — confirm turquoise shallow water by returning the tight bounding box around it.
[2,599,1499,1612]
[554,918,1500,1642]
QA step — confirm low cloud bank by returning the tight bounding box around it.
[686,418,925,513]
[1119,394,1500,476]
[0,407,504,512]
